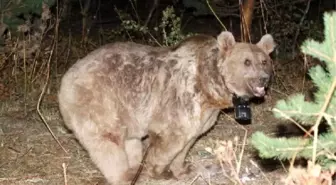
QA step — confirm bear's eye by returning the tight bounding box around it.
[244,59,251,66]
[262,60,267,65]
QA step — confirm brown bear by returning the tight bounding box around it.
[58,31,275,184]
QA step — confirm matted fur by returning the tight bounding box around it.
[58,31,275,184]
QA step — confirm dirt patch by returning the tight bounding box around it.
[0,104,281,185]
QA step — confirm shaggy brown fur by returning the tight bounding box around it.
[58,31,275,184]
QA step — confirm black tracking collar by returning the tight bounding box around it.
[232,94,252,122]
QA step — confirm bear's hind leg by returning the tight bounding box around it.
[74,125,134,184]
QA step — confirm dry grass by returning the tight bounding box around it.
[284,161,335,185]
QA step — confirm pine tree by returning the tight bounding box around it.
[251,11,336,169]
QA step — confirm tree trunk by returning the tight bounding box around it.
[242,0,255,42]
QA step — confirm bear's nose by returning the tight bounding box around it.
[259,77,269,85]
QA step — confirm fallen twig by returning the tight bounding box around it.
[36,40,68,154]
[62,163,68,185]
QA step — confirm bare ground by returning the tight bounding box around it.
[0,53,317,185]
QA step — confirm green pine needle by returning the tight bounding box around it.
[251,11,336,169]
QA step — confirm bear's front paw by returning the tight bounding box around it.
[146,164,174,180]
[171,163,193,179]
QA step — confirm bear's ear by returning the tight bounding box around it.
[217,31,236,53]
[257,34,276,54]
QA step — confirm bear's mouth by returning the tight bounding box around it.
[226,80,268,98]
[247,83,266,97]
